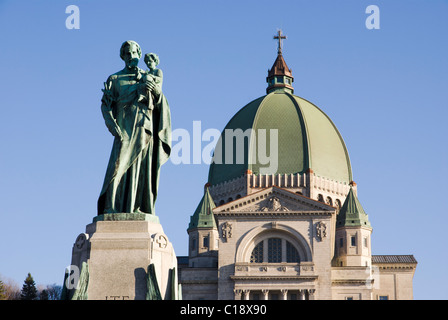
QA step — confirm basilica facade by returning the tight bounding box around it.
[178,32,417,300]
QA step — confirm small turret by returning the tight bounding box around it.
[334,187,373,267]
[187,185,219,268]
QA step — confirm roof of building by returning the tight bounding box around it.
[268,53,293,78]
[187,186,217,231]
[336,187,371,228]
[207,90,353,186]
[266,52,294,94]
[177,256,189,266]
[207,32,352,187]
[372,255,418,264]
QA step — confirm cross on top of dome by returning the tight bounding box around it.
[274,29,287,54]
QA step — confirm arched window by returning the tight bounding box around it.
[326,196,333,206]
[335,199,341,209]
[317,194,324,202]
[250,238,300,263]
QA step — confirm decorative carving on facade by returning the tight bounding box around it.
[315,221,327,241]
[261,196,289,212]
[209,175,245,201]
[236,266,248,271]
[214,186,339,214]
[278,266,287,272]
[221,222,232,241]
[301,265,314,272]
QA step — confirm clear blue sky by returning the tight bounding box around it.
[0,0,447,299]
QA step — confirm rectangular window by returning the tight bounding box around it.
[346,296,354,300]
[268,238,282,263]
[339,238,344,248]
[286,241,300,263]
[191,238,196,251]
[351,236,356,246]
[363,237,368,247]
[379,296,389,300]
[203,236,209,248]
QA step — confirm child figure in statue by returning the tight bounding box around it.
[136,53,163,104]
[144,53,163,89]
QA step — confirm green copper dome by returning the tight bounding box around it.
[208,90,353,185]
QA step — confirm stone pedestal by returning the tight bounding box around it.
[67,213,178,300]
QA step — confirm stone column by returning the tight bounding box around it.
[246,170,252,195]
[306,168,314,198]
[262,289,269,300]
[298,289,306,300]
[234,289,242,300]
[280,289,288,300]
[308,289,316,300]
[242,289,251,300]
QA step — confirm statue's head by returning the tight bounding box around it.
[144,53,159,69]
[120,40,142,69]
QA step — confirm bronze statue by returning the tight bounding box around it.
[98,40,171,216]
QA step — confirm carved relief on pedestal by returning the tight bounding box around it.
[74,233,89,251]
[153,233,168,249]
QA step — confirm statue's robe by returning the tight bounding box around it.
[97,68,171,215]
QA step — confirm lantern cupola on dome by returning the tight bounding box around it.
[266,30,294,94]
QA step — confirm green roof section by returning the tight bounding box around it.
[208,96,263,185]
[249,92,308,176]
[187,187,217,231]
[207,91,352,185]
[208,52,353,186]
[337,187,371,228]
[291,95,352,183]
